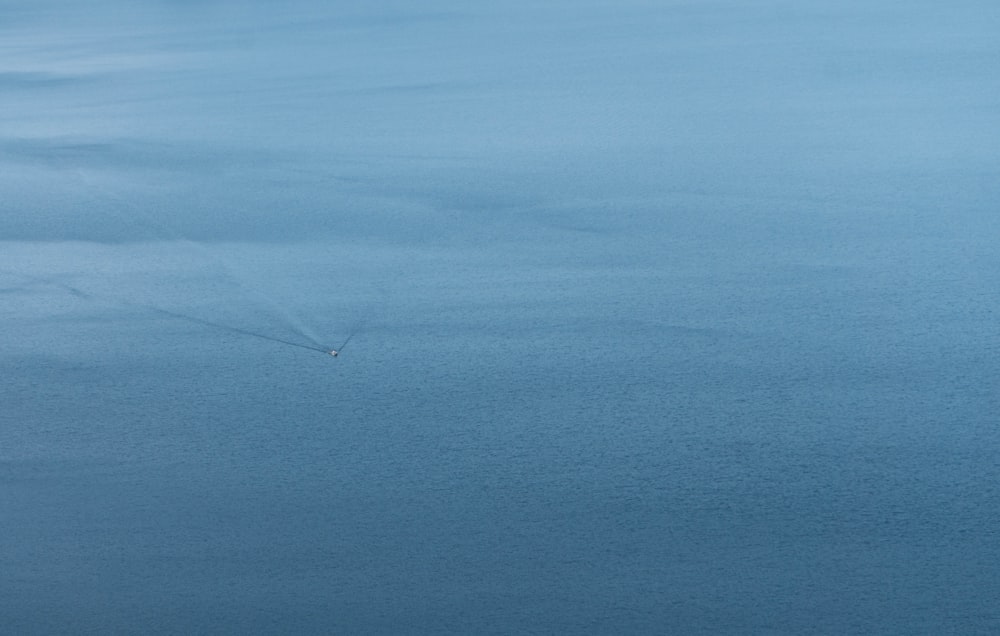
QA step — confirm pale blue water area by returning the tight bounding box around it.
[3,1,1000,634]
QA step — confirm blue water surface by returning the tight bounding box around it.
[2,1,1000,633]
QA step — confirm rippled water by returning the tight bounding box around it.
[3,1,1000,633]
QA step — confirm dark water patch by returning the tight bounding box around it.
[0,71,87,88]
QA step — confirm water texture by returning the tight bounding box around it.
[2,1,999,633]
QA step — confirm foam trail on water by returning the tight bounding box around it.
[16,272,330,355]
[75,170,329,351]
[138,303,329,354]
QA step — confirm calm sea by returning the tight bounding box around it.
[3,1,999,633]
